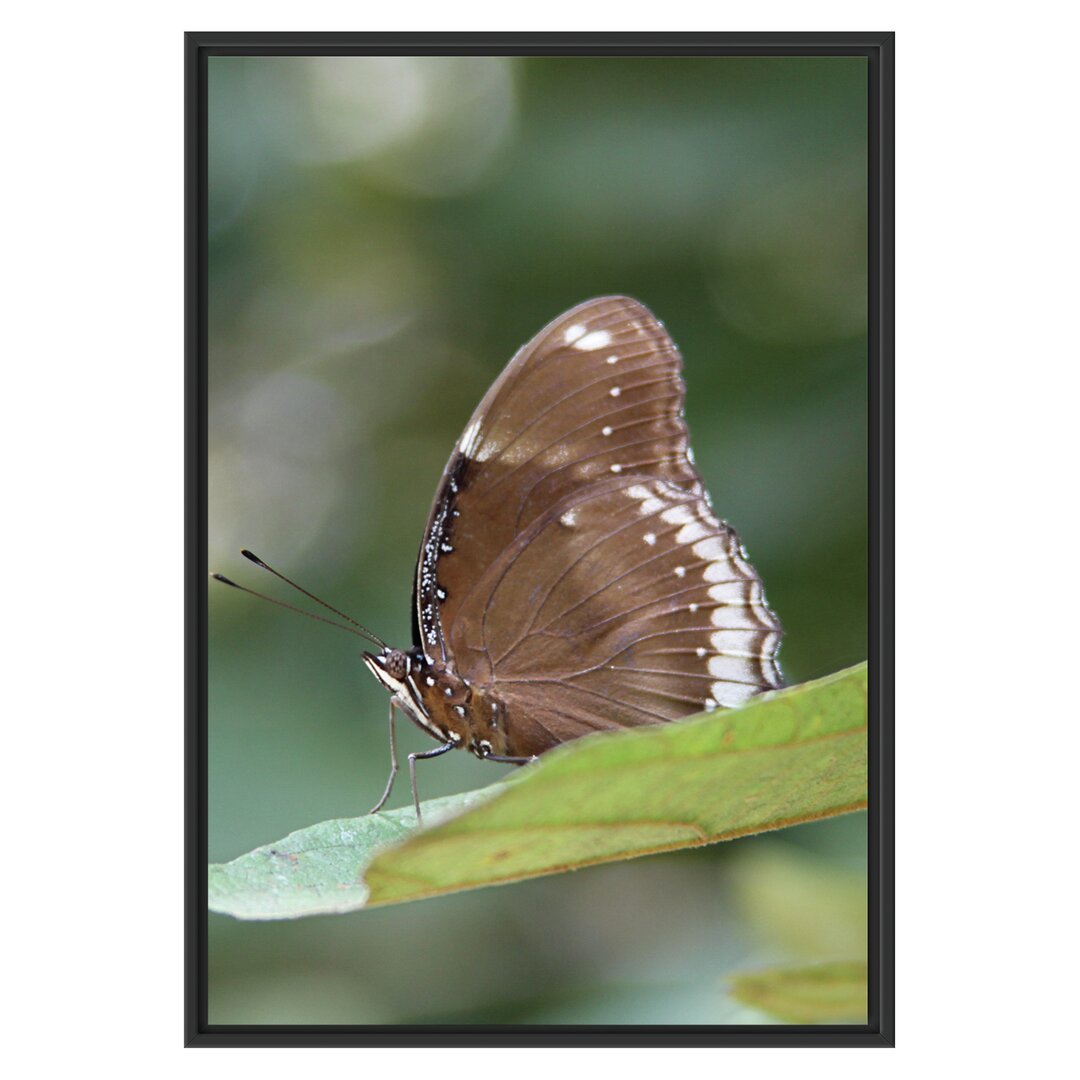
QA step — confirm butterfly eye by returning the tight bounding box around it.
[383,649,409,681]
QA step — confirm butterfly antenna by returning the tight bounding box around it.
[238,550,387,649]
[211,574,380,642]
[212,573,386,650]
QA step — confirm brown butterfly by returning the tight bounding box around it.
[217,297,782,818]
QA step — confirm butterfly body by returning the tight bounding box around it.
[366,296,784,783]
[363,647,514,759]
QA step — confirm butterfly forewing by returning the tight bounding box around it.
[413,296,782,758]
[416,297,699,655]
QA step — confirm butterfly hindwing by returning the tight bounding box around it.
[447,475,782,753]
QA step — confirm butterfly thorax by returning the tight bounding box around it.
[363,647,510,758]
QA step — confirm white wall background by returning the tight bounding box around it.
[2,2,1075,1073]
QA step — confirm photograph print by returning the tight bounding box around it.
[191,35,891,1043]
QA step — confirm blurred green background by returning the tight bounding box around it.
[207,55,868,1025]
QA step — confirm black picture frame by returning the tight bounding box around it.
[186,30,894,1047]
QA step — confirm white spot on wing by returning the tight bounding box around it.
[609,386,621,397]
[705,561,740,583]
[674,565,686,577]
[574,329,612,351]
[643,532,656,545]
[602,425,613,436]
[610,463,622,473]
[692,537,729,563]
[661,505,694,526]
[710,681,756,707]
[676,521,710,544]
[712,604,759,629]
[626,483,665,515]
[459,418,482,458]
[564,323,586,344]
[560,509,577,527]
[709,633,760,655]
[708,581,747,600]
[605,354,619,364]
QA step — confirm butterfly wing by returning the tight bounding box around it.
[452,474,783,754]
[413,296,782,754]
[415,296,697,655]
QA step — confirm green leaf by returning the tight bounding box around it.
[209,662,867,919]
[729,961,868,1023]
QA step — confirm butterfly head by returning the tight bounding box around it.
[362,646,457,745]
[362,647,413,694]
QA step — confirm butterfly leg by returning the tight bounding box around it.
[367,700,401,815]
[408,739,456,823]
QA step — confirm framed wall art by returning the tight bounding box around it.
[187,31,893,1046]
